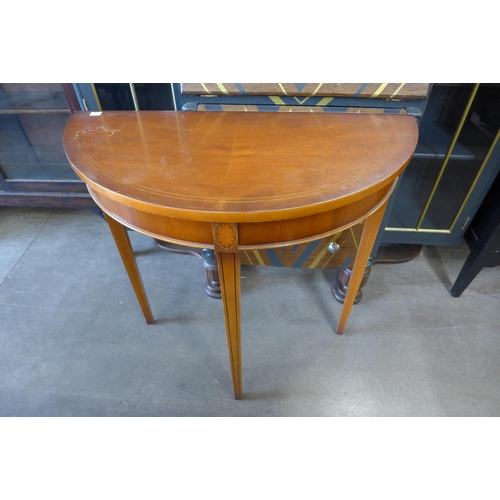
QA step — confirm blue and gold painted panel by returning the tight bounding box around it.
[198,104,406,114]
[178,83,429,117]
[239,224,363,269]
[181,83,430,100]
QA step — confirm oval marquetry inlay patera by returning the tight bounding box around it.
[213,223,238,253]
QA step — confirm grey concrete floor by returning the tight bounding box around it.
[1,206,499,416]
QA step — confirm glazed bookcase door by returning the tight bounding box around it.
[0,83,95,208]
[0,84,78,181]
[73,83,176,112]
[381,83,500,246]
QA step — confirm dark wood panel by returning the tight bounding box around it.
[0,191,95,208]
[61,84,81,113]
[5,180,88,193]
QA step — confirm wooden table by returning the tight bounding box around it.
[63,111,418,399]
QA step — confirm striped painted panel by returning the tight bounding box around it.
[182,83,430,100]
[197,104,406,114]
[240,223,364,269]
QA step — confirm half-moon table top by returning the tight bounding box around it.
[63,111,418,222]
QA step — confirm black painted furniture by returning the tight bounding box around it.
[451,172,500,297]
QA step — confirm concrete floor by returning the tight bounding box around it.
[1,206,499,416]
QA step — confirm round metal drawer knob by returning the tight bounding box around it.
[328,242,341,254]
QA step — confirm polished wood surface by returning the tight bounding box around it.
[63,111,418,399]
[63,111,417,220]
[214,223,242,399]
[105,213,154,325]
[335,197,389,334]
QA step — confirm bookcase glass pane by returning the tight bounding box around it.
[94,83,175,111]
[420,83,500,229]
[387,83,500,230]
[0,83,78,181]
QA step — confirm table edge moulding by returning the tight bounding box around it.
[63,110,419,399]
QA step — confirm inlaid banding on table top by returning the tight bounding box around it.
[64,111,418,217]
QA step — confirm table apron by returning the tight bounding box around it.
[88,180,395,250]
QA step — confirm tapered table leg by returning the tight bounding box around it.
[336,200,389,334]
[212,222,242,399]
[105,214,154,325]
[217,251,242,399]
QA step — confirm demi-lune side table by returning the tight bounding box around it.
[63,111,418,399]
